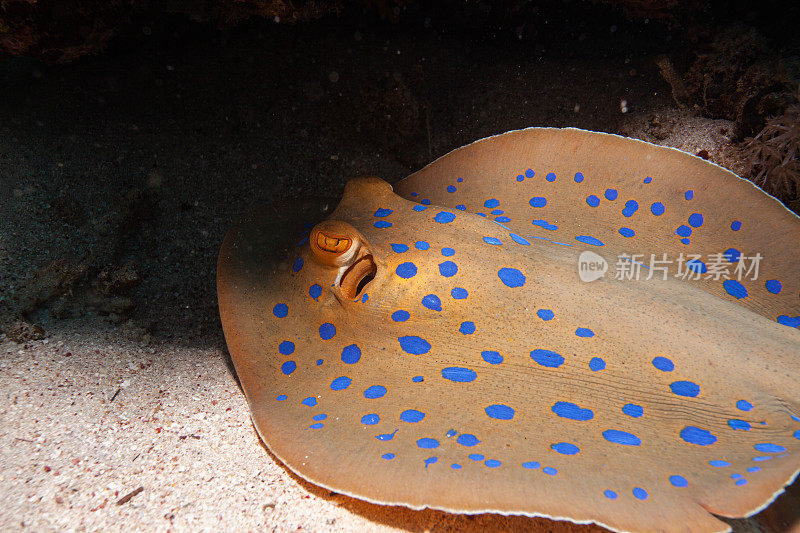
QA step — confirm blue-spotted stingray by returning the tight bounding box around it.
[217,128,800,532]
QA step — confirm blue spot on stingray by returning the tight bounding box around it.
[457,177,463,182]
[401,409,425,423]
[451,463,462,469]
[276,395,287,401]
[589,357,606,371]
[752,456,774,462]
[421,199,431,205]
[457,434,481,446]
[737,400,753,411]
[390,243,409,253]
[735,478,748,486]
[415,240,430,250]
[765,279,782,294]
[319,322,336,340]
[278,341,295,355]
[575,235,604,246]
[382,453,395,460]
[424,457,437,467]
[292,257,303,272]
[551,442,580,455]
[391,310,410,322]
[272,303,288,318]
[575,327,595,337]
[747,466,761,473]
[376,429,398,441]
[312,414,327,421]
[778,315,800,327]
[669,475,688,487]
[604,490,618,499]
[361,414,380,425]
[680,238,690,245]
[442,367,477,382]
[374,208,393,217]
[490,209,503,215]
[731,220,742,231]
[434,212,456,224]
[364,385,387,399]
[543,467,558,476]
[456,204,466,210]
[653,356,675,372]
[525,168,535,178]
[552,401,594,421]
[529,197,547,207]
[396,262,417,278]
[523,461,541,469]
[688,213,704,227]
[511,233,531,244]
[623,404,644,418]
[537,309,555,321]
[795,430,800,439]
[309,284,322,299]
[633,488,648,500]
[439,261,458,277]
[422,294,442,311]
[546,172,557,182]
[412,376,424,383]
[532,220,558,231]
[280,361,296,375]
[442,247,455,256]
[308,423,323,429]
[498,267,526,287]
[485,199,500,208]
[754,443,787,453]
[531,349,565,368]
[651,202,665,215]
[485,404,515,420]
[687,259,708,273]
[341,344,362,364]
[447,185,456,193]
[412,205,427,212]
[417,438,440,449]
[516,175,524,182]
[603,430,642,446]
[724,248,741,262]
[301,397,317,407]
[469,454,484,461]
[619,227,635,237]
[586,195,600,207]
[459,321,476,335]
[575,172,585,183]
[723,280,748,299]
[451,287,468,299]
[622,200,639,217]
[605,189,618,201]
[671,381,700,397]
[728,419,751,431]
[330,376,351,391]
[681,426,717,446]
[676,225,692,237]
[685,190,694,200]
[481,350,503,364]
[709,460,730,467]
[483,236,502,245]
[374,221,392,228]
[399,336,431,355]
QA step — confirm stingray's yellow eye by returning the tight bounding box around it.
[316,232,352,254]
[309,220,361,267]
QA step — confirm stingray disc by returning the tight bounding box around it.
[218,129,800,533]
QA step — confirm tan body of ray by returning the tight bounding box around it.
[397,128,800,326]
[218,174,800,533]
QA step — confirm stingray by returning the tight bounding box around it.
[217,128,800,533]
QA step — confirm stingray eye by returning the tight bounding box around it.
[316,232,352,254]
[309,220,362,267]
